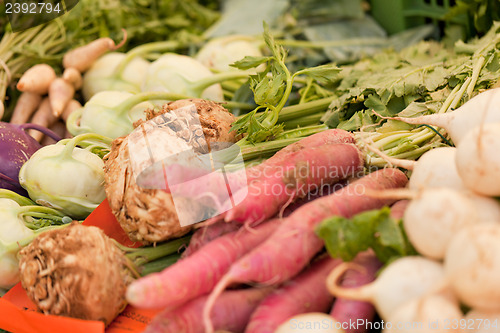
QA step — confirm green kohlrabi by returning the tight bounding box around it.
[0,189,70,290]
[82,53,151,101]
[18,133,113,220]
[195,35,264,73]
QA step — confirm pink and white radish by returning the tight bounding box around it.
[326,256,447,320]
[455,122,500,196]
[444,224,500,312]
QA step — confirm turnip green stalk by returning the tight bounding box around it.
[0,189,70,289]
[19,133,112,219]
[67,90,254,139]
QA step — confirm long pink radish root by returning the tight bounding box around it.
[203,168,408,333]
[145,287,273,333]
[126,219,281,309]
[330,252,382,333]
[63,32,127,72]
[10,92,42,124]
[182,220,241,258]
[225,143,365,225]
[16,64,56,94]
[245,256,341,333]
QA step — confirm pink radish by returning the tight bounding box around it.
[144,287,272,333]
[380,87,500,145]
[63,33,127,72]
[245,256,341,333]
[48,78,75,117]
[126,218,281,309]
[182,220,241,258]
[444,224,500,311]
[62,67,83,90]
[455,122,500,196]
[203,168,408,333]
[10,92,42,124]
[224,143,364,225]
[326,256,446,320]
[330,252,382,333]
[16,64,56,94]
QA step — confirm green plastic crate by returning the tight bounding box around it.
[370,0,469,35]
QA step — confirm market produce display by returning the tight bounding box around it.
[1,0,500,332]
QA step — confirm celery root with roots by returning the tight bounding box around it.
[104,98,238,244]
[18,222,188,325]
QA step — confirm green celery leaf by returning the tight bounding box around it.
[316,206,417,263]
[295,64,341,85]
[231,56,272,71]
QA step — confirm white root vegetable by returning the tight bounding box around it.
[407,147,465,191]
[326,256,446,320]
[464,309,500,332]
[63,33,127,72]
[10,92,42,124]
[384,294,463,333]
[275,313,342,333]
[48,78,75,117]
[62,67,83,90]
[385,88,500,145]
[16,64,56,95]
[445,224,500,312]
[403,188,488,260]
[455,122,500,196]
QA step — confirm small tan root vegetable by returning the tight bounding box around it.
[62,68,83,90]
[61,99,82,123]
[49,78,75,117]
[10,92,42,124]
[104,99,237,244]
[41,121,67,146]
[0,100,4,120]
[16,64,56,95]
[28,98,58,142]
[63,33,127,73]
[18,222,134,326]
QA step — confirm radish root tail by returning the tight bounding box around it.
[112,29,128,51]
[326,262,373,302]
[202,274,233,333]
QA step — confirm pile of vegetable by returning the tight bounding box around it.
[0,0,500,332]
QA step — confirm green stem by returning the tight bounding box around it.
[277,96,336,122]
[60,133,112,160]
[122,235,191,266]
[0,189,35,206]
[16,205,67,218]
[189,72,250,97]
[138,253,180,276]
[283,112,323,129]
[275,37,389,49]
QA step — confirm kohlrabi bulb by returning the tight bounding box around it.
[19,144,106,219]
[78,91,154,139]
[82,52,150,101]
[196,35,263,73]
[142,53,224,102]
